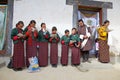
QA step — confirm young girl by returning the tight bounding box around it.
[49,27,60,67]
[95,38,99,58]
[38,23,50,67]
[69,28,81,66]
[11,21,25,71]
[24,20,38,67]
[61,29,70,66]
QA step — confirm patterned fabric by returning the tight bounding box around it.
[12,28,25,68]
[38,30,50,42]
[50,43,58,65]
[98,40,110,63]
[69,34,80,47]
[26,40,37,67]
[11,28,24,44]
[61,35,70,45]
[71,47,81,65]
[78,25,92,51]
[49,33,60,43]
[61,45,69,65]
[38,42,48,66]
[98,26,108,40]
[13,40,25,68]
[24,26,38,45]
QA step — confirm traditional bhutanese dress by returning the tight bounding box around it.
[24,26,38,67]
[38,30,50,67]
[69,34,81,65]
[11,28,25,69]
[49,33,60,65]
[61,35,70,65]
[98,26,110,63]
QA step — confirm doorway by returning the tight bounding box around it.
[78,5,102,55]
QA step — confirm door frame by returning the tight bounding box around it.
[78,5,102,25]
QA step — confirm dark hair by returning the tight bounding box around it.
[52,26,57,31]
[41,23,46,27]
[72,28,77,31]
[78,19,84,23]
[29,20,36,25]
[103,20,110,25]
[16,21,24,27]
[95,38,99,42]
[65,29,69,33]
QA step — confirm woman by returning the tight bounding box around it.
[98,20,111,63]
[11,21,25,71]
[38,23,50,67]
[24,20,38,67]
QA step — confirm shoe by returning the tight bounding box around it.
[52,64,57,68]
[17,68,23,71]
[13,68,23,71]
[74,64,80,66]
[62,64,67,66]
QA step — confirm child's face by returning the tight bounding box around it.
[42,24,46,29]
[72,29,76,34]
[52,30,57,34]
[65,32,69,36]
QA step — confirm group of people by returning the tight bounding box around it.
[11,19,110,71]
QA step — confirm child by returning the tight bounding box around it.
[49,27,60,67]
[24,20,38,67]
[95,38,99,58]
[38,23,50,67]
[69,28,81,66]
[11,21,25,71]
[61,29,70,66]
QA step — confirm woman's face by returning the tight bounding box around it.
[104,22,110,27]
[30,23,36,27]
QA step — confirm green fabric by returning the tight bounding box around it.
[23,27,37,40]
[61,35,70,45]
[70,34,80,42]
[11,28,24,44]
[38,30,50,42]
[50,33,60,43]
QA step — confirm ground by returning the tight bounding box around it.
[0,58,120,80]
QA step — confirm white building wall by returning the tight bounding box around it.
[13,0,120,55]
[94,0,120,55]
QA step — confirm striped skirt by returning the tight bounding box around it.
[71,47,81,65]
[50,43,58,65]
[98,40,110,63]
[13,40,25,68]
[38,42,48,67]
[61,45,69,65]
[26,40,37,67]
